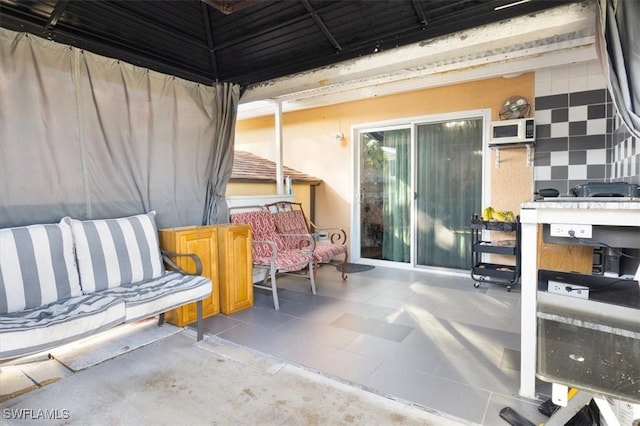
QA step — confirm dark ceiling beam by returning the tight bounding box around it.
[426,0,477,16]
[209,13,308,52]
[200,2,219,80]
[46,0,69,29]
[105,2,209,50]
[300,0,342,52]
[411,0,428,27]
[0,12,215,86]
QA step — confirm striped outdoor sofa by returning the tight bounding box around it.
[0,212,212,361]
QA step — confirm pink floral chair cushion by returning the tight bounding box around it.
[230,210,312,272]
[272,210,311,250]
[268,249,315,273]
[272,210,347,263]
[312,243,348,263]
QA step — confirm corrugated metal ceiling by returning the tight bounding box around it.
[0,0,576,89]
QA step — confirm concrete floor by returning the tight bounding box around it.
[1,327,465,425]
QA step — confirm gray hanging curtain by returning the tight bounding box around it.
[596,0,640,138]
[0,27,239,229]
[202,83,240,225]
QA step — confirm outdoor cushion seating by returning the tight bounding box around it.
[264,201,348,280]
[230,209,316,310]
[0,212,212,361]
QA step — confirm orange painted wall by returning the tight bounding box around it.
[235,74,535,249]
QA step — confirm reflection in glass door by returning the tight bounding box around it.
[359,128,411,262]
[415,119,483,269]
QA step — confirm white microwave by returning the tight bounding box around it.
[489,118,535,145]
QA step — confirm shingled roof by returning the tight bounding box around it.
[231,151,321,185]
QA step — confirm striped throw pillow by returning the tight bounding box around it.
[0,218,82,314]
[70,212,164,293]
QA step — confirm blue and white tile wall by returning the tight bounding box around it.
[533,60,639,194]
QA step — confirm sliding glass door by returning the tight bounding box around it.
[415,119,483,269]
[357,114,484,270]
[359,128,411,263]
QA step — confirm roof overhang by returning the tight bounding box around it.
[238,1,597,119]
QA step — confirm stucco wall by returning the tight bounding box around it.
[235,74,535,246]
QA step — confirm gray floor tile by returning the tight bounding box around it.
[252,289,279,309]
[281,337,383,384]
[386,345,444,374]
[400,318,469,353]
[431,304,480,324]
[364,362,491,424]
[274,298,325,318]
[431,350,521,396]
[216,322,298,357]
[499,348,521,371]
[343,334,403,359]
[367,284,416,300]
[277,288,333,306]
[200,314,243,335]
[275,317,360,348]
[285,302,350,324]
[486,284,522,297]
[226,305,296,330]
[435,321,521,361]
[317,287,378,303]
[322,299,396,321]
[331,313,414,342]
[210,265,526,425]
[365,294,414,310]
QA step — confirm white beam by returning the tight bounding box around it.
[275,100,283,194]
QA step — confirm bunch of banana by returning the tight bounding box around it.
[481,207,515,222]
[502,210,516,222]
[481,206,495,221]
[493,211,508,222]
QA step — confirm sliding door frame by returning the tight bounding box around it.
[351,109,492,273]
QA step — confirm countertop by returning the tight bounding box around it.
[522,197,640,210]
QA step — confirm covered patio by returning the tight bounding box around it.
[1,266,547,425]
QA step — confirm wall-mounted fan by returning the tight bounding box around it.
[499,95,531,120]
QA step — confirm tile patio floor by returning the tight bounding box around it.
[200,264,552,425]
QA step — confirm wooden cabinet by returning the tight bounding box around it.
[158,226,220,326]
[536,224,593,274]
[158,224,253,323]
[216,224,253,314]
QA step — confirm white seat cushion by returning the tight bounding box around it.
[97,271,212,322]
[0,294,125,360]
[0,218,81,314]
[70,212,164,292]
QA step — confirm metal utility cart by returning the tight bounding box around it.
[470,214,521,291]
